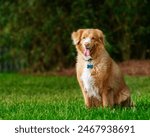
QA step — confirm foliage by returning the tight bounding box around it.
[0,0,150,71]
[0,73,150,120]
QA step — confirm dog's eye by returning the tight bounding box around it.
[92,37,95,40]
[82,37,86,39]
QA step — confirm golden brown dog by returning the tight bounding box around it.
[71,28,133,108]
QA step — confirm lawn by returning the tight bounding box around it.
[0,73,150,120]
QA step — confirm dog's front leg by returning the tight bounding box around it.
[102,91,109,107]
[83,90,92,108]
[102,89,114,107]
[77,78,92,108]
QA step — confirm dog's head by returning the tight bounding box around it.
[71,29,104,59]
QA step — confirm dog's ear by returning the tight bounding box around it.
[71,29,84,45]
[95,29,105,45]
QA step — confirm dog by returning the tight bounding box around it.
[71,28,133,108]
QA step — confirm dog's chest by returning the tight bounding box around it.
[81,62,101,100]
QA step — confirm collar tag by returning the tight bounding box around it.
[87,64,93,69]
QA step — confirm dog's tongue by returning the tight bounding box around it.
[84,49,90,56]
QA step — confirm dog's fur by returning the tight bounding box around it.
[71,28,133,108]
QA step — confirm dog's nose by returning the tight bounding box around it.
[84,43,90,49]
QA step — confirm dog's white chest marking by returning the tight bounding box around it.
[81,62,101,100]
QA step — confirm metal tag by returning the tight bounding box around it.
[87,64,93,69]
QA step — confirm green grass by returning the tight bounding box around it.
[0,73,150,120]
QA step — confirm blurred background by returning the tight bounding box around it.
[0,0,150,74]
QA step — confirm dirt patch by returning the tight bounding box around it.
[119,60,150,76]
[50,68,76,76]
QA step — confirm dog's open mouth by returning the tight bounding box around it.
[84,48,90,56]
